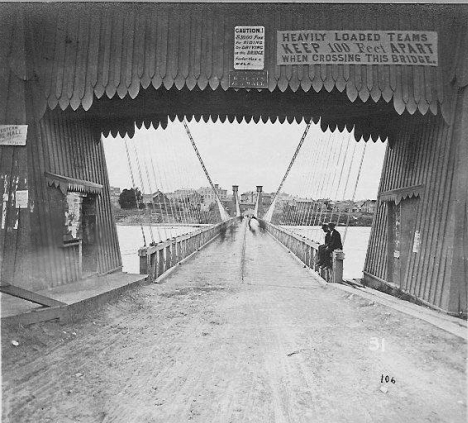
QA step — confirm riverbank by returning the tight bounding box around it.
[112,207,222,226]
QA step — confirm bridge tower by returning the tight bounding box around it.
[232,185,241,217]
[255,186,264,218]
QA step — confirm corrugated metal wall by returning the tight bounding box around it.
[364,103,462,313]
[21,111,121,291]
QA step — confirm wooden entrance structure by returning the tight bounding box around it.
[1,2,467,314]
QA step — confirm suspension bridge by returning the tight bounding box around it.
[123,120,365,288]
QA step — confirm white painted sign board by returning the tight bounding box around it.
[234,26,265,70]
[277,30,438,66]
[0,125,28,146]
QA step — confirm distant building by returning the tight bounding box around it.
[295,198,314,213]
[167,189,197,200]
[152,191,171,212]
[240,191,256,204]
[109,186,121,207]
[185,191,203,205]
[216,184,228,200]
[141,193,153,207]
[360,199,377,214]
[262,193,272,207]
[333,200,357,213]
[197,184,227,206]
[295,198,314,206]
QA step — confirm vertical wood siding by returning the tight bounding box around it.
[364,103,464,313]
[2,3,466,134]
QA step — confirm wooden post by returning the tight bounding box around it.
[165,245,171,271]
[139,246,148,275]
[181,239,186,259]
[172,240,178,266]
[148,251,156,282]
[332,250,345,284]
[175,241,180,264]
[157,248,164,277]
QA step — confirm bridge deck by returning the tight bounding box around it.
[2,220,466,422]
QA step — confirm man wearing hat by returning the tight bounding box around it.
[316,224,330,267]
[323,222,343,268]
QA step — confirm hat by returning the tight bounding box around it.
[328,222,336,229]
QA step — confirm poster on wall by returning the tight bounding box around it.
[15,190,28,209]
[234,26,265,70]
[413,230,421,253]
[277,30,438,66]
[64,192,83,241]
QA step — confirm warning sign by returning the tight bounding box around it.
[277,30,438,66]
[234,26,265,70]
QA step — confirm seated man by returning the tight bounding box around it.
[316,224,330,267]
[323,222,343,268]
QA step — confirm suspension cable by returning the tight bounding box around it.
[326,131,352,225]
[323,131,348,223]
[343,141,367,245]
[141,139,163,243]
[310,132,335,230]
[265,122,312,221]
[164,132,185,226]
[148,137,171,240]
[314,133,338,230]
[335,139,358,229]
[182,120,229,221]
[131,139,155,244]
[298,137,317,226]
[157,134,178,233]
[123,136,147,247]
[316,131,341,228]
[303,135,328,228]
[148,151,169,240]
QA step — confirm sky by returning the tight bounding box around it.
[103,120,387,200]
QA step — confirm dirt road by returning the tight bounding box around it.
[2,220,466,422]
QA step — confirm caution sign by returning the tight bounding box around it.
[277,30,438,66]
[234,26,265,70]
[0,125,28,146]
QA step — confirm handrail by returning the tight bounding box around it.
[138,218,238,281]
[262,221,344,284]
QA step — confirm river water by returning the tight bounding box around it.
[117,224,371,279]
[117,225,202,274]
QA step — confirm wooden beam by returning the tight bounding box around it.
[0,284,66,307]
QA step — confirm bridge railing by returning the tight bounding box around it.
[262,221,344,284]
[138,218,238,282]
